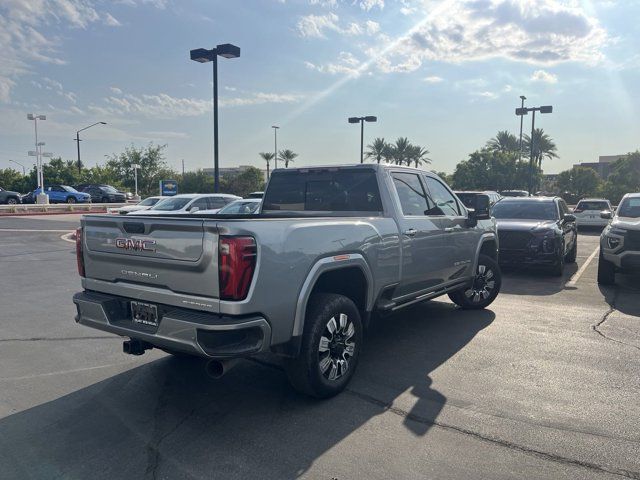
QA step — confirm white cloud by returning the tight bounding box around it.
[31,76,78,104]
[305,51,363,76]
[90,90,304,119]
[359,0,384,10]
[423,75,443,83]
[369,0,608,74]
[110,86,123,94]
[308,0,382,8]
[296,13,380,38]
[0,0,121,102]
[530,69,558,83]
[103,13,122,26]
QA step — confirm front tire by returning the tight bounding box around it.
[597,251,616,285]
[448,254,501,310]
[551,243,565,276]
[66,196,76,204]
[7,197,18,205]
[285,293,362,398]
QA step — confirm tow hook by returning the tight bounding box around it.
[123,339,153,356]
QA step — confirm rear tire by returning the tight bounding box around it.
[565,237,577,263]
[101,197,109,204]
[597,251,615,285]
[448,254,501,310]
[285,293,362,398]
[66,196,76,204]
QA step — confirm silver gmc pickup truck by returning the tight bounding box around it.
[73,164,501,397]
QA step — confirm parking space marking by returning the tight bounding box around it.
[565,246,600,288]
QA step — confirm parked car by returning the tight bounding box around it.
[21,191,35,204]
[108,196,166,215]
[573,198,613,228]
[501,189,530,197]
[0,186,22,204]
[454,190,501,209]
[127,193,240,215]
[200,198,262,215]
[73,164,501,398]
[246,191,264,199]
[34,185,91,204]
[598,193,640,285]
[78,184,126,203]
[492,196,577,276]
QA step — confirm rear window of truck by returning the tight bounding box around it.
[262,169,383,214]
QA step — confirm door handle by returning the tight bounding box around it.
[404,228,417,237]
[444,227,455,233]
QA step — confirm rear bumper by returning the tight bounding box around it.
[73,290,272,358]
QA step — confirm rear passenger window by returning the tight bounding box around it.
[424,177,461,216]
[208,197,227,209]
[392,173,432,216]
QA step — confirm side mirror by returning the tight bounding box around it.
[564,213,576,223]
[472,194,491,220]
[600,211,612,220]
[189,206,200,213]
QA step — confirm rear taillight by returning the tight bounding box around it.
[76,227,85,277]
[218,236,257,301]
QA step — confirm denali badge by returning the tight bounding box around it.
[121,269,158,280]
[115,237,156,252]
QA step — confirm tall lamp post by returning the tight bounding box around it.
[27,113,48,204]
[515,105,553,194]
[271,125,280,170]
[9,159,25,175]
[348,115,377,163]
[190,43,241,193]
[517,95,526,163]
[131,163,141,199]
[75,122,106,173]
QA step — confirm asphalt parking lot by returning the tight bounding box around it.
[1,215,639,480]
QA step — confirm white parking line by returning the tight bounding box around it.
[565,246,600,288]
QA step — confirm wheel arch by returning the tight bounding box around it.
[292,255,374,338]
[475,233,498,269]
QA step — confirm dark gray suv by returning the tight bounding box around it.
[0,187,22,205]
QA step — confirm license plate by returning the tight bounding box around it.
[131,301,159,327]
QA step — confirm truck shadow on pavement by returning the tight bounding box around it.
[499,263,578,296]
[0,301,493,479]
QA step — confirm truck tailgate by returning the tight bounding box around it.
[82,215,220,301]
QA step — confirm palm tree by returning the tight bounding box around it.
[259,152,275,179]
[408,145,431,168]
[486,130,520,153]
[278,149,298,168]
[365,138,387,164]
[391,137,411,165]
[523,128,558,169]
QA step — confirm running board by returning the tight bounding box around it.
[379,281,468,312]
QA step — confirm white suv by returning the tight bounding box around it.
[598,193,640,284]
[128,193,240,215]
[573,198,613,228]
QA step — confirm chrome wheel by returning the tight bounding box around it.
[464,263,496,304]
[318,313,356,381]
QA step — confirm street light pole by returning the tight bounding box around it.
[27,113,48,204]
[132,163,140,199]
[272,125,279,170]
[518,95,526,163]
[516,105,552,195]
[75,121,107,174]
[190,44,241,193]
[9,159,25,175]
[348,116,377,164]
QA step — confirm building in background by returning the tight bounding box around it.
[573,154,628,179]
[203,165,267,182]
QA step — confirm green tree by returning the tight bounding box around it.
[432,171,452,185]
[556,166,601,198]
[451,149,540,192]
[523,128,558,169]
[181,170,215,194]
[600,151,640,204]
[486,131,520,154]
[389,137,411,165]
[0,168,28,193]
[278,149,298,168]
[407,144,431,168]
[259,152,275,177]
[105,143,177,196]
[365,138,387,164]
[220,167,265,197]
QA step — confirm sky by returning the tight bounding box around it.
[1,0,639,176]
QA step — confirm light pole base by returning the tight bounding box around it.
[36,193,50,205]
